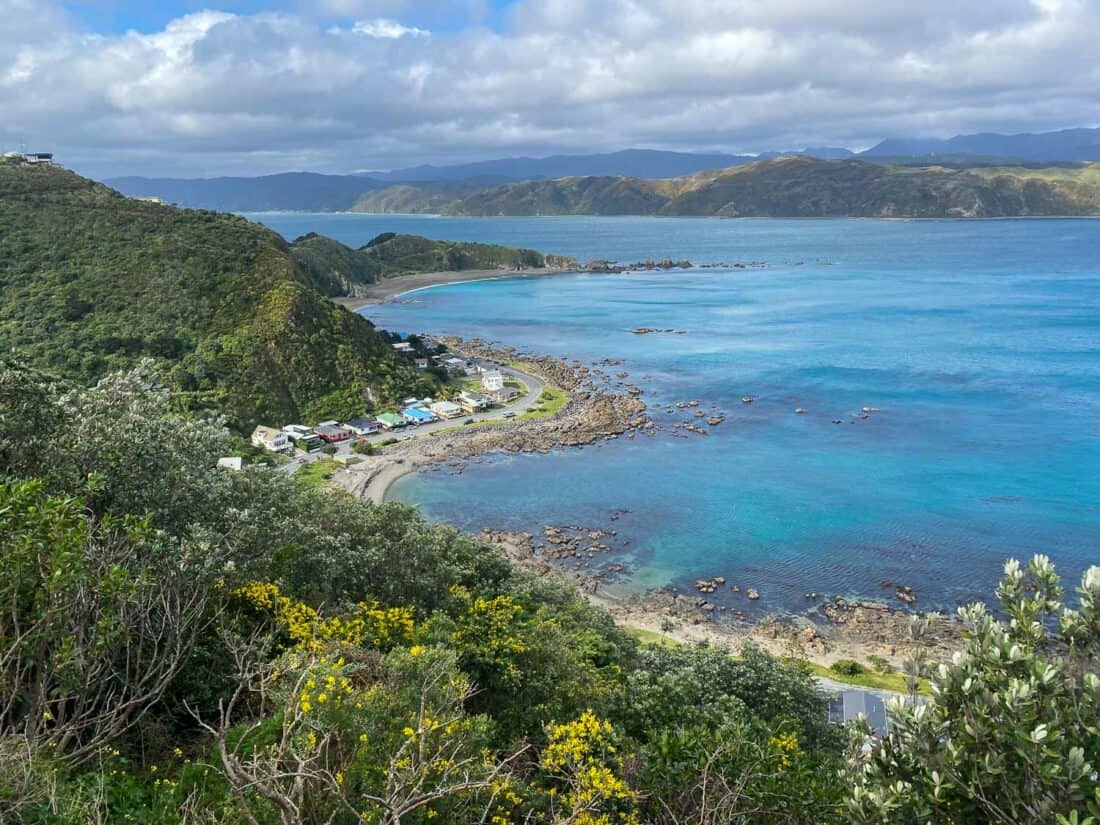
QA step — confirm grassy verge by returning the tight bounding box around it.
[622,625,681,648]
[512,386,568,422]
[295,458,337,489]
[623,626,929,695]
[796,660,930,695]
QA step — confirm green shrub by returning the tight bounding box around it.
[866,655,892,674]
[830,659,865,677]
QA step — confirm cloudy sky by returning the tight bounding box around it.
[2,0,1098,178]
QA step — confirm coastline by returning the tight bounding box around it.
[326,337,960,673]
[334,265,577,311]
[333,338,650,505]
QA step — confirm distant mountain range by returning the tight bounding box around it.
[103,126,1100,215]
[439,157,1100,218]
[863,127,1100,162]
[364,148,852,183]
[105,172,386,212]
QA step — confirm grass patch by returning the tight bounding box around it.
[796,660,930,695]
[622,625,681,648]
[619,628,930,695]
[295,458,337,489]
[511,386,568,422]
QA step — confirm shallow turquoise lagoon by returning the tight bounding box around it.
[253,214,1100,613]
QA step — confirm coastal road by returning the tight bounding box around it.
[279,361,546,473]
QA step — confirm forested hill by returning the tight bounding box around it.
[0,160,443,429]
[443,157,1100,217]
[290,231,577,296]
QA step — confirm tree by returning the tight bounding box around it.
[637,719,844,825]
[0,480,214,819]
[846,555,1100,824]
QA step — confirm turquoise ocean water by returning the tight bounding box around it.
[251,213,1100,613]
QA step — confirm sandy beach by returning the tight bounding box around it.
[334,265,577,311]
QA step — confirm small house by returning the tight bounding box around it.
[281,424,323,451]
[344,417,380,436]
[442,357,475,376]
[217,457,244,471]
[392,342,413,353]
[429,400,463,420]
[315,424,352,443]
[251,425,290,453]
[481,371,505,393]
[414,358,429,369]
[486,386,519,404]
[458,391,492,413]
[376,412,406,430]
[401,406,437,426]
[22,152,53,165]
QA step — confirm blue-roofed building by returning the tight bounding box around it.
[401,406,437,425]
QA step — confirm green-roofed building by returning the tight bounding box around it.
[375,412,406,430]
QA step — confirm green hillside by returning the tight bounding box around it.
[349,180,486,214]
[0,159,434,429]
[446,175,678,216]
[291,231,576,296]
[444,157,1100,217]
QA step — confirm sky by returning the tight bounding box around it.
[2,0,1099,178]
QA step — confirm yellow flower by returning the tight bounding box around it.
[409,645,427,657]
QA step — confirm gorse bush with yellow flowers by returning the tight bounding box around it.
[540,711,640,825]
[234,580,416,652]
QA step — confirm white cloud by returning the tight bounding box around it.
[351,18,429,38]
[0,0,1098,176]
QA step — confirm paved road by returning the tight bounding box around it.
[279,362,546,472]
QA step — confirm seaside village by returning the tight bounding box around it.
[247,342,522,464]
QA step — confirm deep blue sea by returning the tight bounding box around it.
[251,213,1100,614]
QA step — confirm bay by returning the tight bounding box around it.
[252,213,1100,613]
